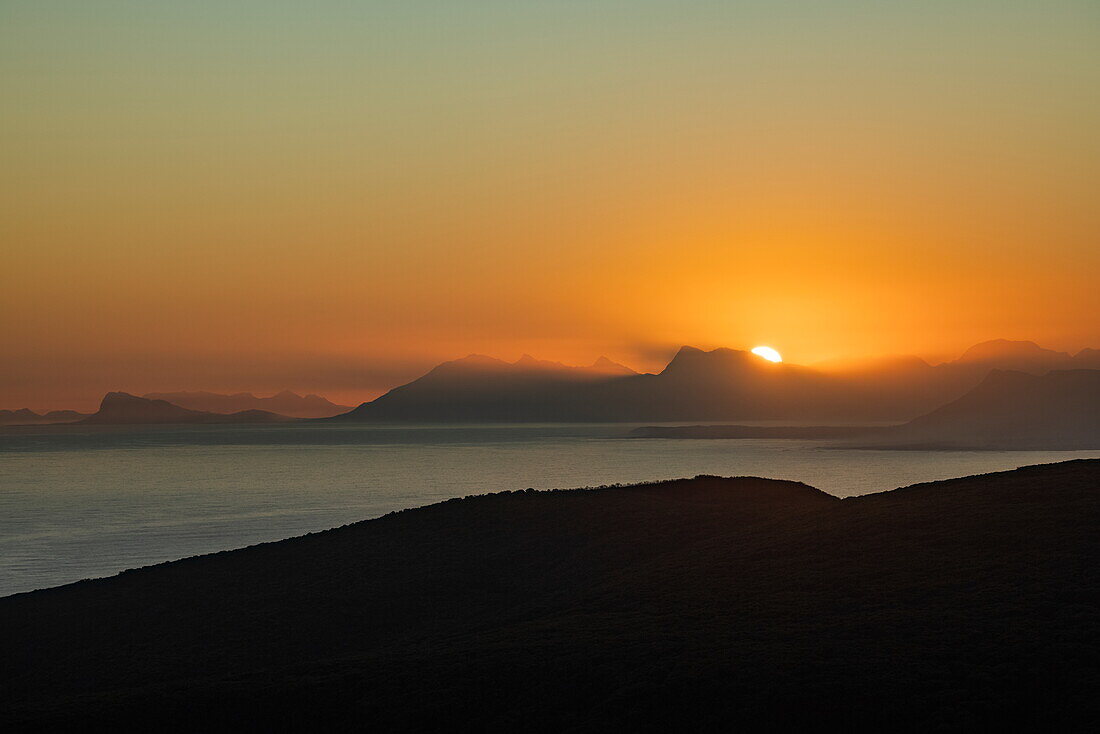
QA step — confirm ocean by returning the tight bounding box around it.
[2,422,1097,597]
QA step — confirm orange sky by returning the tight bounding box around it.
[2,2,1099,411]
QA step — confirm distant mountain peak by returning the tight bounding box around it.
[661,346,756,375]
[454,354,507,366]
[0,407,89,425]
[1072,348,1100,369]
[85,392,294,425]
[101,391,153,406]
[142,390,350,418]
[895,368,1100,449]
[954,339,1071,364]
[512,354,569,370]
[590,356,636,375]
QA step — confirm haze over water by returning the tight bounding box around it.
[3,422,1097,597]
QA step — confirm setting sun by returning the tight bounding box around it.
[752,346,783,363]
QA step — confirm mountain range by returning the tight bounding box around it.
[0,408,89,426]
[3,339,1097,430]
[0,390,345,425]
[878,368,1100,449]
[949,338,1099,371]
[336,339,1100,423]
[335,353,640,422]
[142,390,350,418]
[632,368,1100,449]
[79,392,296,425]
[3,459,1096,729]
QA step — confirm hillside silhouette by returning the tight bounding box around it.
[2,460,1097,730]
[337,353,639,422]
[336,346,869,422]
[0,408,88,426]
[143,390,350,418]
[335,340,1100,423]
[880,368,1100,449]
[80,392,297,425]
[630,368,1100,449]
[950,338,1100,372]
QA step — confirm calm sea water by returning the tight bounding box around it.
[2,422,1098,597]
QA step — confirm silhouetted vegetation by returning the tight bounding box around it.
[2,460,1098,730]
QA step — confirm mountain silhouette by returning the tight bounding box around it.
[80,392,296,425]
[1071,347,1100,368]
[883,368,1100,449]
[143,390,350,418]
[950,338,1074,372]
[334,340,1099,423]
[2,459,1097,730]
[0,408,49,426]
[334,346,852,422]
[336,353,639,422]
[632,368,1100,448]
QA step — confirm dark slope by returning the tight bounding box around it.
[1073,347,1100,368]
[2,461,1098,731]
[79,392,297,425]
[884,369,1100,449]
[637,369,1100,449]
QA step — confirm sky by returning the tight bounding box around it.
[2,1,1099,410]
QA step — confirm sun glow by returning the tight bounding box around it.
[751,346,783,363]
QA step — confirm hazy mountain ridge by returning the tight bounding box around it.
[631,367,1100,449]
[878,368,1100,449]
[343,353,641,422]
[143,390,350,418]
[6,339,1097,426]
[336,339,1100,423]
[80,392,297,425]
[949,338,1100,371]
[0,409,89,426]
[2,459,1097,729]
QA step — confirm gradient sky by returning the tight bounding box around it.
[3,1,1099,410]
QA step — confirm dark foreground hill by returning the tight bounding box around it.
[2,461,1098,730]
